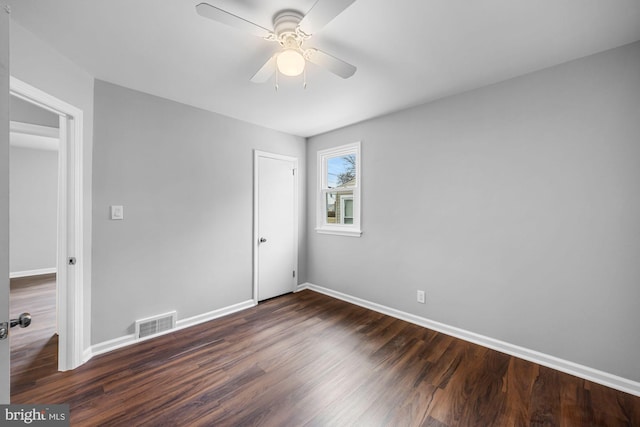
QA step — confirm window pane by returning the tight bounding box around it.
[342,198,353,224]
[325,192,337,224]
[325,190,354,225]
[344,199,353,217]
[327,154,356,188]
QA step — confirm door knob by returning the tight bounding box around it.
[10,313,32,328]
[0,313,31,340]
[259,237,267,243]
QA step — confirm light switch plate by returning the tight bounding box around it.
[111,205,124,220]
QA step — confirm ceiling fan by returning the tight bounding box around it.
[195,0,357,85]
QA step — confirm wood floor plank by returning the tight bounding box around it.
[530,366,563,426]
[10,286,640,426]
[9,274,59,395]
[498,356,539,425]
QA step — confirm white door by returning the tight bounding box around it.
[254,151,298,302]
[1,3,11,404]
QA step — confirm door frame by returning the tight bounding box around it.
[253,150,299,305]
[10,77,84,371]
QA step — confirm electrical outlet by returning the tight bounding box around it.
[417,290,425,304]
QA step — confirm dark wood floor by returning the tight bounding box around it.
[10,274,59,395]
[10,287,640,426]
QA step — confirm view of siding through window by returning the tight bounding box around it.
[326,154,356,224]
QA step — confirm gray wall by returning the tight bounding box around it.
[9,146,58,273]
[92,80,306,344]
[10,95,59,128]
[306,41,640,382]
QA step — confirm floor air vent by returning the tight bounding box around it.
[135,311,177,339]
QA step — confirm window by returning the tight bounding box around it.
[317,142,361,236]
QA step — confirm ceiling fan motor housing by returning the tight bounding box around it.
[273,10,308,51]
[273,10,304,36]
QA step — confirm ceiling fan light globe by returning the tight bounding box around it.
[277,49,305,77]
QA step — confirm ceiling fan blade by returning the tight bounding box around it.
[305,49,356,79]
[196,3,273,38]
[250,55,276,83]
[299,0,356,35]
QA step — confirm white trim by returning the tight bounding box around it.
[10,76,85,371]
[296,282,640,397]
[87,334,136,359]
[296,283,309,292]
[85,300,256,360]
[10,121,58,138]
[253,150,299,304]
[9,268,56,279]
[175,299,255,330]
[10,132,59,151]
[316,142,362,237]
[315,227,362,237]
[57,114,69,368]
[82,347,93,364]
[10,121,59,151]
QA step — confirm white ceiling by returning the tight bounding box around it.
[10,0,640,137]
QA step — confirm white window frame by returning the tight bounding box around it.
[316,142,362,237]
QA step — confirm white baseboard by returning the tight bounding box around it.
[82,347,94,364]
[85,299,256,361]
[174,300,256,331]
[296,282,640,397]
[87,334,136,360]
[10,268,57,279]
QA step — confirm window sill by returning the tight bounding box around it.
[315,227,362,237]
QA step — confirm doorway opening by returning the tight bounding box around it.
[9,77,85,383]
[9,95,60,391]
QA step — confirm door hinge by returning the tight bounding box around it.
[292,169,295,176]
[293,270,296,278]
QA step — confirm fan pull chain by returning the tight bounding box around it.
[303,67,307,89]
[275,68,279,92]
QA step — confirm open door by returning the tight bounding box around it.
[1,2,12,404]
